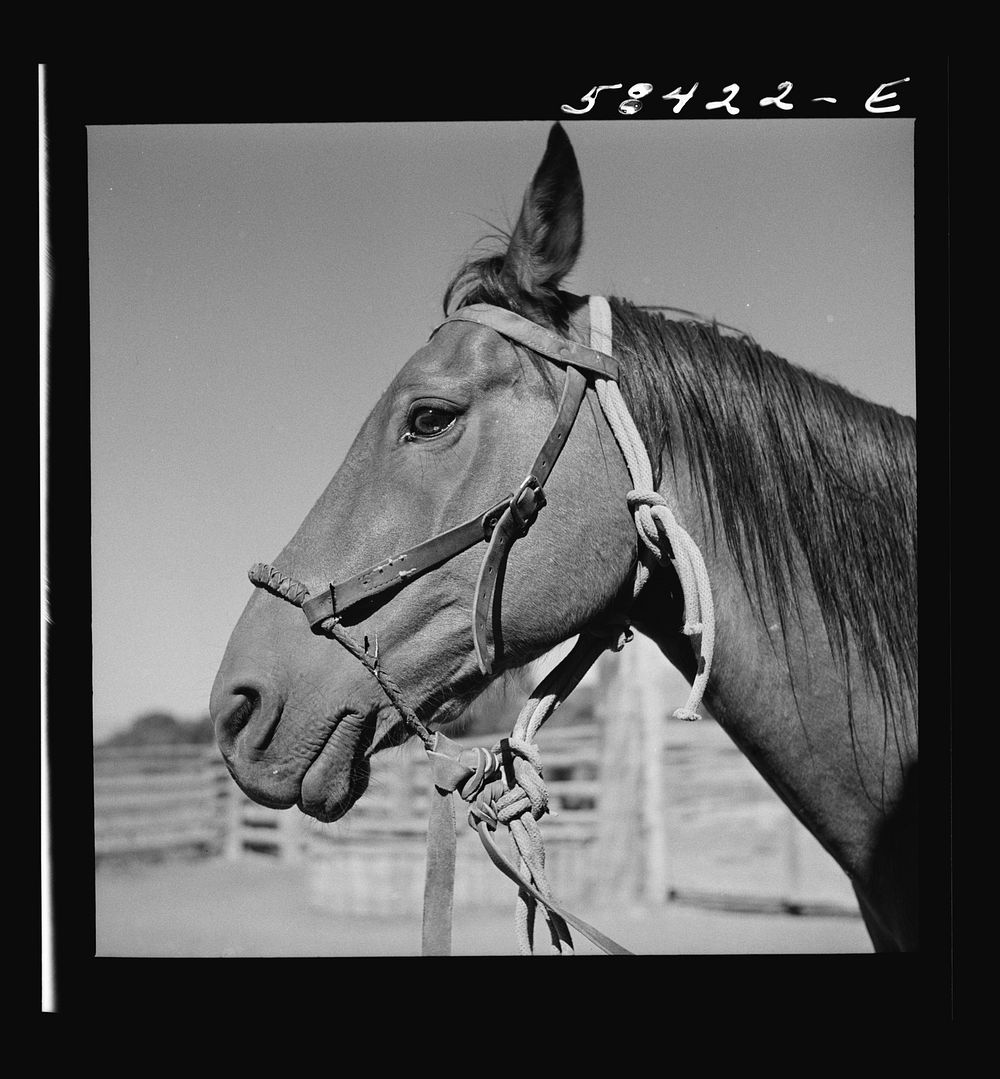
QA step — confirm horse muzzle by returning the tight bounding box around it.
[210,658,380,821]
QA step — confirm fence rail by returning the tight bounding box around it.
[93,717,859,918]
[93,745,230,857]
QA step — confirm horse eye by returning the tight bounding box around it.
[407,406,457,440]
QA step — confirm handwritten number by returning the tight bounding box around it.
[561,84,624,115]
[619,82,654,116]
[661,83,699,114]
[706,83,740,115]
[760,81,794,110]
[560,77,909,117]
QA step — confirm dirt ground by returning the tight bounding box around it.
[95,855,872,957]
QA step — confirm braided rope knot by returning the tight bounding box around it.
[494,741,549,823]
[424,732,551,850]
[248,563,310,607]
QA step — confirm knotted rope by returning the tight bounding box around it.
[424,630,633,956]
[587,295,715,721]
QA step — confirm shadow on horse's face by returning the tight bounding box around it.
[210,309,635,822]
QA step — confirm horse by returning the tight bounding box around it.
[210,123,918,954]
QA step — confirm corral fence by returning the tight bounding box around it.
[94,743,231,858]
[93,725,600,884]
[94,711,860,920]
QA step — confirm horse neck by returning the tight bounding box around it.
[616,309,917,891]
[634,457,913,885]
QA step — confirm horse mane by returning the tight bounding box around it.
[443,260,918,730]
[609,298,918,726]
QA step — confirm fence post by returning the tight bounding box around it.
[783,810,803,913]
[592,648,644,903]
[636,638,669,904]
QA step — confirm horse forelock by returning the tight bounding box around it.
[443,235,573,334]
[609,297,918,729]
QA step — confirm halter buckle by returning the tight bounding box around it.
[510,476,546,535]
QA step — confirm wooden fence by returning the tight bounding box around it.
[93,727,601,906]
[94,743,231,858]
[94,719,859,918]
[94,743,314,863]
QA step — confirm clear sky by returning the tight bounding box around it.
[86,119,914,740]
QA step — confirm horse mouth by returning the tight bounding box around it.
[298,710,379,823]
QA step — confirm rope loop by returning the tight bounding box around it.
[626,489,668,512]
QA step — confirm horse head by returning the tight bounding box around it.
[210,126,639,822]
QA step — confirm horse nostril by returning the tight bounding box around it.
[230,690,260,734]
[213,673,290,758]
[211,679,268,753]
[212,685,250,741]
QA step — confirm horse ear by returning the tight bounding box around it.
[501,124,584,306]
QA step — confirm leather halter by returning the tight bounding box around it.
[300,303,619,675]
[247,295,713,956]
